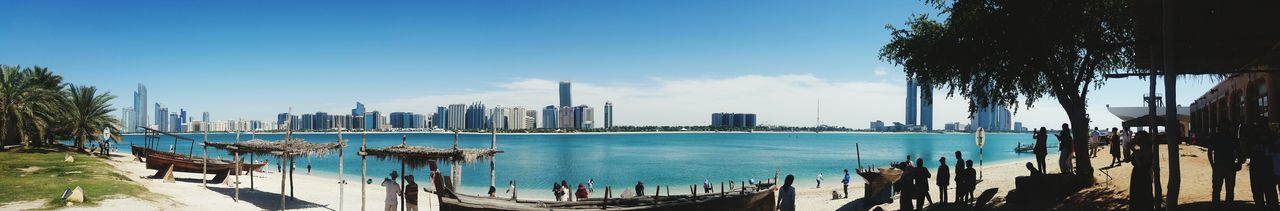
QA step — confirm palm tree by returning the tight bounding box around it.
[0,65,64,148]
[61,84,118,151]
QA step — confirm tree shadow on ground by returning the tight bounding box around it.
[1179,201,1259,211]
[206,186,334,211]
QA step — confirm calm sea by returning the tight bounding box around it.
[117,132,1047,198]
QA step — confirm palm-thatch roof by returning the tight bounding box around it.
[362,145,500,168]
[204,139,345,157]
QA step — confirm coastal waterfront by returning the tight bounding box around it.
[119,132,1044,199]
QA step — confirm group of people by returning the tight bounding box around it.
[872,152,980,210]
[378,171,422,211]
[1206,122,1279,210]
[551,180,592,201]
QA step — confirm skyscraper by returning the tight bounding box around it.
[435,106,448,129]
[557,106,575,129]
[133,84,147,133]
[969,106,1012,132]
[121,107,133,131]
[574,105,594,129]
[919,83,933,130]
[154,103,165,131]
[202,112,210,123]
[604,101,613,129]
[559,81,572,108]
[179,108,187,132]
[466,102,488,129]
[352,102,365,116]
[525,110,538,129]
[542,105,557,129]
[447,104,466,130]
[905,79,917,126]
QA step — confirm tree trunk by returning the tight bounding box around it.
[1066,104,1094,178]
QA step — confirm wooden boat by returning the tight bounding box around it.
[144,151,266,174]
[1014,142,1035,153]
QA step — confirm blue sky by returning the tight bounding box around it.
[0,0,1216,128]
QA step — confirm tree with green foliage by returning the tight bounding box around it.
[881,0,1135,178]
[61,85,119,151]
[0,65,66,148]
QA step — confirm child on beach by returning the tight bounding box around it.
[405,175,418,211]
[937,157,950,203]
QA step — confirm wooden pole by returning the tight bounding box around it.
[249,131,255,189]
[281,156,287,211]
[400,162,406,211]
[203,131,208,187]
[290,159,295,199]
[235,131,241,201]
[338,130,345,211]
[361,132,367,211]
[281,108,292,211]
[491,129,496,190]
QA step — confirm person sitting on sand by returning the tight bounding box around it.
[777,174,796,211]
[576,183,589,200]
[1025,162,1043,176]
[937,157,950,203]
[636,181,646,197]
[381,171,401,211]
[488,185,497,198]
[405,175,419,211]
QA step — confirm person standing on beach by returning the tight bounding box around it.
[561,180,572,201]
[1129,131,1154,211]
[381,171,401,211]
[937,157,950,203]
[1110,128,1123,167]
[1057,124,1074,174]
[778,174,796,211]
[306,164,312,175]
[895,160,915,211]
[842,169,851,198]
[588,179,594,193]
[1033,127,1049,174]
[1090,127,1102,157]
[703,179,712,194]
[816,173,823,188]
[914,158,932,208]
[1210,128,1241,203]
[553,182,563,201]
[953,151,964,202]
[963,160,977,202]
[404,175,419,211]
[636,181,646,197]
[1246,122,1279,209]
[1121,129,1133,162]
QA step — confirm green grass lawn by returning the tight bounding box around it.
[0,147,157,209]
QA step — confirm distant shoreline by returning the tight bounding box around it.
[124,130,1027,136]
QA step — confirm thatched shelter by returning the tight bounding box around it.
[204,138,345,210]
[358,131,502,211]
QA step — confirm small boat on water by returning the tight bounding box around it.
[1014,142,1035,153]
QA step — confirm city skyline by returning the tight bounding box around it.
[4,0,1220,129]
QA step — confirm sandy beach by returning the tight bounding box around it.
[79,153,443,211]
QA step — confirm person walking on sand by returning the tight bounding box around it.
[405,175,419,211]
[937,157,950,203]
[704,179,712,194]
[1110,128,1123,167]
[914,158,932,208]
[1057,123,1074,174]
[1034,127,1049,174]
[1210,128,1242,203]
[381,171,402,211]
[816,173,823,188]
[778,174,796,211]
[842,169,851,198]
[588,179,595,193]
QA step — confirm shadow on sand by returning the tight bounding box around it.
[206,186,334,211]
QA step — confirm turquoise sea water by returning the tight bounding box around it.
[118,132,1047,199]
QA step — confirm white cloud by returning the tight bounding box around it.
[873,66,889,76]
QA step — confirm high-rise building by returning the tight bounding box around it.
[447,104,466,130]
[574,105,594,129]
[179,108,187,132]
[364,111,383,130]
[168,113,179,132]
[559,81,572,107]
[905,79,918,126]
[557,106,575,129]
[919,83,933,130]
[202,112,210,123]
[711,113,758,128]
[133,84,147,133]
[300,114,315,131]
[434,106,448,129]
[412,113,426,129]
[604,101,613,129]
[121,107,133,131]
[525,110,538,129]
[466,102,488,129]
[352,102,365,116]
[316,112,331,130]
[489,107,508,130]
[968,106,1012,132]
[542,106,558,129]
[154,103,165,131]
